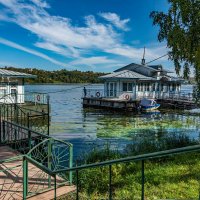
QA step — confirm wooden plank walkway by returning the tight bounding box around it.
[0,146,75,200]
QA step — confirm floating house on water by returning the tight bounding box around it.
[99,63,183,100]
[82,62,197,110]
[0,69,36,103]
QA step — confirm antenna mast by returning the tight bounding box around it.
[141,46,146,65]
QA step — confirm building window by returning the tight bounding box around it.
[141,83,143,91]
[152,83,156,91]
[123,82,133,92]
[172,83,176,91]
[11,89,17,96]
[161,84,164,91]
[138,83,140,91]
[147,83,150,91]
[156,84,160,91]
[0,89,6,96]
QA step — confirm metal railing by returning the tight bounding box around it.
[53,144,200,200]
[83,88,195,102]
[0,120,73,200]
[1,119,200,199]
[0,94,50,135]
[0,92,48,105]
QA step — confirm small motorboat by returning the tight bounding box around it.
[140,98,160,111]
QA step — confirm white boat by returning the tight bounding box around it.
[140,98,160,111]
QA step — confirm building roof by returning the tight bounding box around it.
[114,63,173,73]
[99,70,156,80]
[148,65,173,73]
[0,69,36,78]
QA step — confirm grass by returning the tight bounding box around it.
[73,135,200,200]
[75,153,200,200]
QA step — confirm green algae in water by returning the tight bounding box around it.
[96,112,200,138]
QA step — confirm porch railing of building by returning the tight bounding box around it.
[0,93,50,135]
[83,88,195,102]
[0,92,48,105]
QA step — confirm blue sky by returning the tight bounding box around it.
[0,0,173,72]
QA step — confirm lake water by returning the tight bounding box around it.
[25,84,200,160]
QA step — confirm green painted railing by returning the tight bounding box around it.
[53,144,200,200]
[0,120,73,199]
[1,122,200,199]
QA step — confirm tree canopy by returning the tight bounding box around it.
[3,67,106,84]
[150,0,200,81]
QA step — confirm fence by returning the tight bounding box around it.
[0,92,48,104]
[54,144,200,200]
[0,96,50,135]
[0,120,73,199]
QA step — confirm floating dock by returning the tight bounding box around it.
[83,97,141,111]
[82,97,199,111]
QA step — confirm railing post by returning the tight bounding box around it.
[141,160,145,200]
[69,145,73,185]
[48,138,52,188]
[23,156,28,200]
[54,174,57,200]
[47,95,50,136]
[0,106,2,144]
[27,113,31,150]
[2,120,5,142]
[76,169,79,200]
[109,165,112,200]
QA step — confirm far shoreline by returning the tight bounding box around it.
[25,82,103,85]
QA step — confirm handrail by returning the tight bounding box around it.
[3,120,73,147]
[3,120,50,138]
[54,144,200,173]
[0,155,24,164]
[25,155,53,175]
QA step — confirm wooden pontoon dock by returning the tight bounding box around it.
[83,95,199,111]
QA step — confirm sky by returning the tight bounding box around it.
[0,0,173,72]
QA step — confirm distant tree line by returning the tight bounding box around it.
[4,67,107,84]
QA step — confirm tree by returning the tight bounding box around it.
[150,0,200,95]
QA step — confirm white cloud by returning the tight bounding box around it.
[70,56,119,65]
[0,37,70,67]
[31,0,49,8]
[99,12,130,31]
[0,0,169,69]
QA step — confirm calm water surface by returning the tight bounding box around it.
[25,84,200,159]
